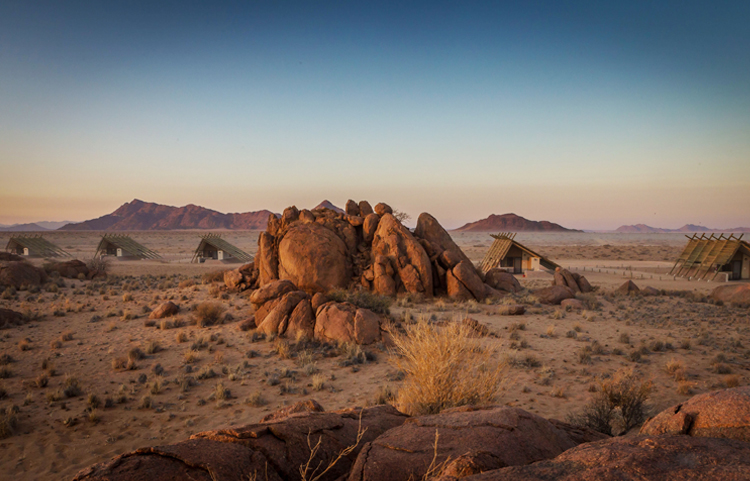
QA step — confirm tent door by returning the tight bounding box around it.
[218,250,224,260]
[732,260,742,280]
[117,248,123,257]
[513,257,522,274]
[23,247,29,256]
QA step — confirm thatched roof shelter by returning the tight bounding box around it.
[479,232,558,274]
[670,234,749,281]
[191,233,252,263]
[5,235,70,258]
[94,234,161,260]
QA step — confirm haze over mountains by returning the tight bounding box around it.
[614,224,750,233]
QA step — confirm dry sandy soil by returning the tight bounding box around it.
[0,231,748,480]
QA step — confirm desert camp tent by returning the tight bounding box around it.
[5,235,70,258]
[94,234,161,260]
[191,233,252,263]
[479,232,559,274]
[669,234,750,281]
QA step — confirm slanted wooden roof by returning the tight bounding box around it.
[479,232,559,273]
[669,233,748,280]
[95,234,161,260]
[6,235,71,258]
[191,233,252,263]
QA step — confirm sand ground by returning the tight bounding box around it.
[0,231,747,480]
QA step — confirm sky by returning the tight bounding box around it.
[1,1,749,230]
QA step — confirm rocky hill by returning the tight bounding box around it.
[615,224,750,233]
[454,213,579,232]
[0,223,48,232]
[59,199,273,231]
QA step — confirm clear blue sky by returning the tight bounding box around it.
[1,1,749,229]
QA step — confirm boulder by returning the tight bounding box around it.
[0,260,47,288]
[616,280,640,295]
[149,301,179,319]
[573,272,594,293]
[311,292,328,312]
[484,269,522,293]
[278,223,352,294]
[414,213,471,267]
[443,435,750,481]
[314,302,382,345]
[74,404,410,481]
[260,400,325,423]
[484,284,506,300]
[561,269,581,294]
[298,209,316,223]
[256,291,308,336]
[452,261,486,301]
[196,404,408,481]
[223,269,244,290]
[446,269,474,301]
[362,213,380,243]
[461,318,489,337]
[533,286,575,305]
[345,214,364,227]
[257,232,278,286]
[561,298,584,310]
[358,200,374,217]
[642,286,660,297]
[249,279,298,307]
[0,308,25,329]
[286,298,315,339]
[44,259,89,279]
[0,253,22,262]
[72,437,278,481]
[498,304,526,316]
[640,386,750,441]
[374,202,393,216]
[712,284,750,306]
[345,199,360,216]
[439,249,466,269]
[347,406,607,481]
[372,214,432,296]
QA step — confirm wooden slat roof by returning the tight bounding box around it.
[5,235,71,258]
[95,234,161,260]
[669,233,748,280]
[479,232,559,273]
[191,233,252,263]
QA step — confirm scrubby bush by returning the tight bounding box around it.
[388,320,504,415]
[568,368,651,436]
[327,289,392,315]
[194,302,226,327]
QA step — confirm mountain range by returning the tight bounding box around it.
[59,200,273,231]
[614,224,750,233]
[453,213,580,232]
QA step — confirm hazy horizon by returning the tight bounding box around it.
[2,1,749,230]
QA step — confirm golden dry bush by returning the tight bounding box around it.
[388,320,504,416]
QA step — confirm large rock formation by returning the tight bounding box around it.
[640,386,750,441]
[73,403,408,481]
[440,435,750,481]
[348,406,606,481]
[242,200,490,302]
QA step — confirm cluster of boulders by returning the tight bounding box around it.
[224,201,525,304]
[73,385,750,481]
[43,259,91,279]
[247,279,385,344]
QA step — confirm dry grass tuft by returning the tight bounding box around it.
[388,320,504,416]
[195,302,226,327]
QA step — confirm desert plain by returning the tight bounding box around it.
[0,230,747,480]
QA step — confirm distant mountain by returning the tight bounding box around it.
[36,221,75,230]
[59,199,273,231]
[454,213,580,232]
[614,224,749,233]
[313,200,344,214]
[0,223,49,232]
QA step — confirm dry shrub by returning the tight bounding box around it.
[568,368,651,436]
[388,320,504,416]
[195,302,226,327]
[664,358,683,376]
[327,289,392,315]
